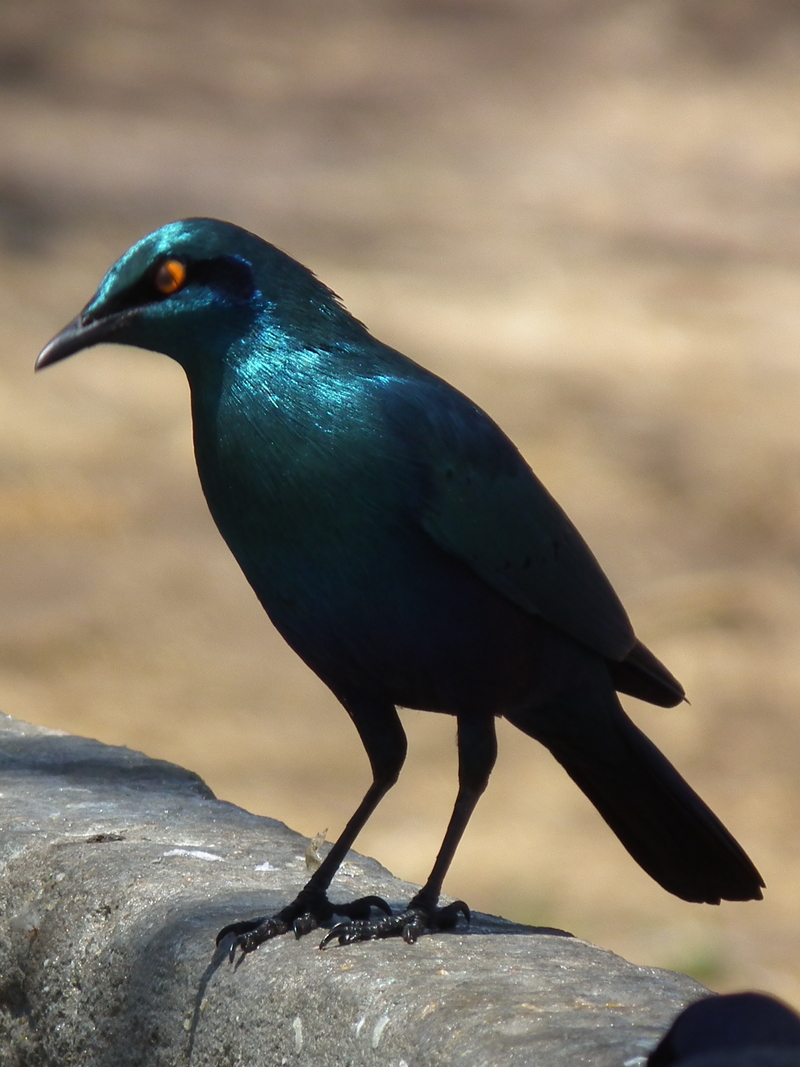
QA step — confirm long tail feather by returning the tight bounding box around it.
[509,695,763,904]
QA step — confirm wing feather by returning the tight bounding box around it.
[380,371,636,662]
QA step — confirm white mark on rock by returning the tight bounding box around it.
[354,1017,365,1037]
[254,861,277,872]
[623,1058,647,1066]
[371,1015,390,1048]
[292,1016,303,1052]
[162,849,222,861]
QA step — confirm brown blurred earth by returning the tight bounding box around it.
[2,0,800,1003]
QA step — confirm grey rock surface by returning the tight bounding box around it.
[0,712,708,1066]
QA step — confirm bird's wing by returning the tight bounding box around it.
[383,372,637,662]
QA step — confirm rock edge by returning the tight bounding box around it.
[0,712,707,1066]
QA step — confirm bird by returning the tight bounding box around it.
[648,992,800,1066]
[36,218,764,956]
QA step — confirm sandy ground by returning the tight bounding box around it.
[2,0,800,1003]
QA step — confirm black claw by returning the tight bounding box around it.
[215,915,269,946]
[291,912,319,938]
[216,893,394,958]
[401,915,424,944]
[217,915,290,964]
[437,899,471,928]
[319,921,352,949]
[217,894,463,956]
[334,894,392,920]
[318,899,469,949]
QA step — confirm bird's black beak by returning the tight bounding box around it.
[35,310,128,371]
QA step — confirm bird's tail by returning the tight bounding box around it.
[507,694,764,904]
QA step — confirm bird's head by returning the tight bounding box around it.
[35,218,355,373]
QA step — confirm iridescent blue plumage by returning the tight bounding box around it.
[36,218,763,952]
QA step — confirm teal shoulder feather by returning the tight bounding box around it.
[378,368,636,662]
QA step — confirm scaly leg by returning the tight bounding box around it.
[217,696,407,960]
[321,713,497,946]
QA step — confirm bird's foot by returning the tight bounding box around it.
[217,890,392,963]
[319,896,470,948]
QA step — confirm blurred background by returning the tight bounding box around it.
[2,0,800,1003]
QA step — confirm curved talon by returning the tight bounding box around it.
[401,917,424,944]
[216,915,269,946]
[292,912,319,939]
[437,899,471,928]
[225,917,290,963]
[216,893,394,957]
[334,894,392,920]
[316,897,394,948]
[318,899,469,948]
[216,893,454,956]
[319,921,351,949]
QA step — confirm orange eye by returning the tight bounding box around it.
[154,259,186,295]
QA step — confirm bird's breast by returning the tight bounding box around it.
[191,376,419,604]
[187,367,557,714]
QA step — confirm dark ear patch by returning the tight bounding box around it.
[192,256,255,303]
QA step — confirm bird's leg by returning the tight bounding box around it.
[321,714,497,947]
[217,698,407,960]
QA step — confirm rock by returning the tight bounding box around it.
[0,712,707,1066]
